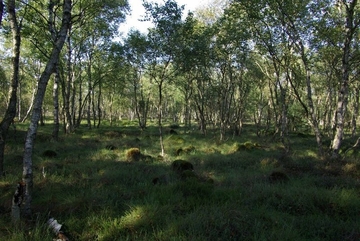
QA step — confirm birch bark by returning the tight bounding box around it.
[331,0,359,158]
[22,0,72,217]
[0,0,21,176]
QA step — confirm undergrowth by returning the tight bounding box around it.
[1,122,360,240]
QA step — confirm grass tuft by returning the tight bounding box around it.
[1,122,360,240]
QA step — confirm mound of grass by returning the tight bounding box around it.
[125,148,142,162]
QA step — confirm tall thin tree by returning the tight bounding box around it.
[331,0,359,158]
[21,0,72,218]
[0,0,22,176]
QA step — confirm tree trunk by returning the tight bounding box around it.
[158,82,165,157]
[76,69,83,128]
[87,87,92,129]
[96,77,102,128]
[87,54,92,129]
[22,0,72,218]
[305,63,323,155]
[0,0,21,176]
[331,0,358,158]
[52,65,60,141]
[64,28,73,133]
[0,0,4,27]
[21,82,37,123]
[351,87,359,137]
[194,82,207,135]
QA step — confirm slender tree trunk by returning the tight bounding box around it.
[22,0,71,218]
[76,66,83,127]
[92,83,96,127]
[351,87,359,137]
[331,0,358,158]
[87,53,92,129]
[52,65,60,141]
[87,89,92,129]
[21,82,37,123]
[70,66,76,128]
[134,76,149,130]
[304,64,323,155]
[109,93,113,126]
[0,0,20,176]
[194,82,207,135]
[158,82,165,157]
[64,28,73,133]
[0,0,4,27]
[97,78,102,128]
[17,82,22,120]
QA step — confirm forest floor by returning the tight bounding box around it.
[1,121,360,241]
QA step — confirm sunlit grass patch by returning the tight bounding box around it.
[1,122,360,240]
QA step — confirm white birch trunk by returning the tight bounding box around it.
[22,0,72,217]
[331,0,358,158]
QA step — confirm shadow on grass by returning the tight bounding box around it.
[1,123,360,240]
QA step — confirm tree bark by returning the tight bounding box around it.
[0,0,21,176]
[351,87,359,137]
[22,0,72,218]
[64,27,73,133]
[158,81,165,157]
[96,77,102,128]
[20,82,37,123]
[52,65,60,141]
[0,0,4,27]
[331,0,358,158]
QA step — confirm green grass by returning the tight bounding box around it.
[1,122,360,240]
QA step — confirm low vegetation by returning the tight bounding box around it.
[1,121,360,240]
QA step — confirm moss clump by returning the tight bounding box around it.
[232,141,261,152]
[268,171,289,183]
[175,148,183,156]
[126,148,141,162]
[176,146,196,156]
[171,159,194,173]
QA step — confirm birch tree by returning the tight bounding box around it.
[331,0,360,158]
[0,0,22,176]
[0,0,3,26]
[143,0,184,157]
[21,0,72,218]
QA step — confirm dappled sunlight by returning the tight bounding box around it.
[2,123,360,240]
[120,205,149,229]
[331,189,360,213]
